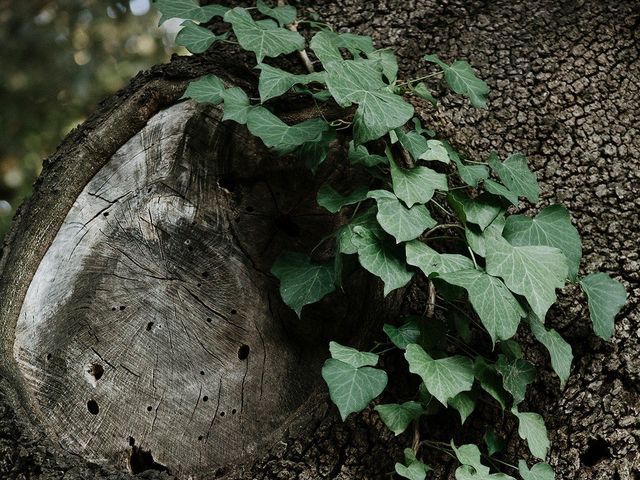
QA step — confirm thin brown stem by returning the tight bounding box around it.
[278,0,315,73]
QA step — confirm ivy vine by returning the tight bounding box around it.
[153,1,628,478]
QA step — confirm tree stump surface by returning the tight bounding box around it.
[1,0,639,479]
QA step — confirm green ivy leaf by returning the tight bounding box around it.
[384,319,421,350]
[322,358,387,420]
[352,224,414,295]
[454,158,489,187]
[348,141,387,167]
[329,341,378,368]
[503,205,582,281]
[390,159,448,207]
[271,252,336,316]
[448,191,504,231]
[483,178,519,206]
[298,128,336,172]
[395,448,432,480]
[221,87,251,123]
[421,140,450,163]
[474,357,510,410]
[181,74,225,104]
[484,430,506,456]
[405,344,474,406]
[336,207,378,255]
[175,20,226,53]
[465,215,505,257]
[449,391,475,424]
[256,0,296,26]
[317,184,368,213]
[495,355,535,405]
[224,7,305,63]
[485,236,568,321]
[452,443,485,473]
[438,269,526,344]
[412,82,437,105]
[340,33,375,56]
[424,54,489,108]
[395,129,428,161]
[309,30,344,65]
[512,407,550,460]
[368,190,437,243]
[528,313,572,388]
[154,0,228,24]
[246,106,327,153]
[257,64,325,102]
[579,272,627,340]
[406,241,474,277]
[367,48,399,83]
[375,401,424,435]
[518,461,555,480]
[488,153,540,203]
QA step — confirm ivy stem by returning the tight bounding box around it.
[396,71,442,87]
[411,420,421,453]
[462,159,489,165]
[468,246,479,269]
[278,0,315,73]
[423,223,465,239]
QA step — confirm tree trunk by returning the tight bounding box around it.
[1,1,639,479]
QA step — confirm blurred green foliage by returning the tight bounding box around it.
[0,0,174,239]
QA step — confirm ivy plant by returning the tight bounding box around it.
[153,1,627,478]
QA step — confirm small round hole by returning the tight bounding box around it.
[197,283,202,287]
[146,406,152,412]
[220,411,225,417]
[103,212,109,217]
[87,400,99,415]
[202,271,209,278]
[206,317,212,323]
[128,437,135,447]
[146,322,154,331]
[198,435,203,441]
[111,307,117,311]
[119,306,126,311]
[202,396,209,402]
[230,309,237,315]
[231,409,237,415]
[200,370,205,376]
[46,353,52,361]
[87,363,104,381]
[237,344,250,360]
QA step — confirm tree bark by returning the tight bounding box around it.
[1,1,639,479]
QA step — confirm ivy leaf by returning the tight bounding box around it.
[452,443,486,473]
[528,313,572,388]
[486,236,568,321]
[271,252,336,316]
[336,207,378,255]
[182,75,225,104]
[518,461,555,480]
[246,106,327,153]
[384,319,421,350]
[309,30,344,65]
[257,64,325,102]
[438,269,526,344]
[474,357,510,410]
[340,33,375,56]
[503,205,582,281]
[395,448,432,480]
[488,153,540,203]
[221,87,251,123]
[368,190,437,243]
[454,158,489,187]
[448,191,504,231]
[348,141,387,167]
[406,241,474,277]
[420,140,450,163]
[224,7,304,63]
[367,48,399,83]
[465,215,506,258]
[317,185,368,213]
[405,344,474,406]
[449,391,476,424]
[298,128,336,172]
[329,341,379,368]
[512,407,550,460]
[424,54,489,108]
[352,225,414,295]
[579,272,627,340]
[395,129,428,161]
[256,0,296,26]
[483,179,519,206]
[375,401,424,435]
[390,159,448,207]
[484,430,506,456]
[412,82,437,105]
[495,355,535,405]
[322,358,387,420]
[175,20,226,53]
[154,0,228,23]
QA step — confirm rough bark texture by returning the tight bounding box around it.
[1,0,639,479]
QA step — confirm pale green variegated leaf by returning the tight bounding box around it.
[449,391,475,424]
[155,0,228,23]
[420,140,450,163]
[246,106,327,153]
[485,236,568,321]
[336,207,378,255]
[298,128,336,172]
[390,159,448,207]
[518,461,555,480]
[503,205,582,281]
[396,448,432,480]
[222,87,251,123]
[454,158,489,187]
[579,272,627,340]
[348,141,387,167]
[485,430,506,456]
[224,7,304,63]
[405,344,474,406]
[412,82,437,105]
[256,0,296,26]
[395,129,428,161]
[257,64,325,102]
[406,241,474,277]
[175,20,226,53]
[495,355,535,405]
[437,269,526,344]
[488,153,540,203]
[528,313,572,388]
[367,48,398,83]
[271,252,335,316]
[352,225,414,295]
[448,191,504,230]
[424,54,489,108]
[483,179,519,206]
[322,358,387,420]
[182,75,225,104]
[512,407,550,460]
[329,341,378,368]
[375,401,424,435]
[383,319,421,349]
[474,357,510,410]
[317,184,368,213]
[368,190,436,243]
